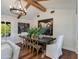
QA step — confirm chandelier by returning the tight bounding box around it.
[9,0,26,19]
[9,0,47,19]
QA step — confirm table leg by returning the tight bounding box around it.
[41,44,46,58]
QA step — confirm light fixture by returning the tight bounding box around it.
[50,10,55,14]
[37,14,40,17]
[9,0,26,19]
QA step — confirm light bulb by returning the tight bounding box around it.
[9,5,12,8]
[17,10,19,13]
[19,5,21,8]
[24,8,27,12]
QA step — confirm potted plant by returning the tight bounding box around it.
[27,27,43,38]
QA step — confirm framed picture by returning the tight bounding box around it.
[18,23,30,34]
[38,18,53,36]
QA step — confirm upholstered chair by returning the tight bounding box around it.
[46,35,64,59]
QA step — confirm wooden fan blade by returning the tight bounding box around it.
[31,1,46,12]
[24,0,27,1]
[27,0,32,3]
[37,0,48,1]
[25,4,30,9]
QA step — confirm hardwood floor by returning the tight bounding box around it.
[59,49,77,59]
[19,48,77,59]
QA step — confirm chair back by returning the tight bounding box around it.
[46,35,64,59]
[53,35,64,59]
[56,35,64,51]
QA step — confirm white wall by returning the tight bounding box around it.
[1,8,77,53]
[53,9,77,53]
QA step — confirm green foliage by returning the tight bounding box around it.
[1,23,10,36]
[28,27,43,37]
[6,24,10,33]
[1,24,5,35]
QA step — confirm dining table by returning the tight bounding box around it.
[19,35,56,45]
[19,35,56,58]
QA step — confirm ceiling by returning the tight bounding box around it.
[1,0,77,19]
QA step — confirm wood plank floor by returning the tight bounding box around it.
[19,48,77,59]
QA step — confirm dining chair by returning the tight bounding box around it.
[18,32,28,50]
[32,38,43,56]
[21,38,27,50]
[46,35,64,59]
[25,38,33,52]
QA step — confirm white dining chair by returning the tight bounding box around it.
[46,35,64,59]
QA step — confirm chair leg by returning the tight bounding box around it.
[23,44,26,49]
[28,46,30,51]
[33,47,35,54]
[32,47,34,54]
[26,44,28,48]
[36,49,40,56]
[26,45,29,50]
[27,45,31,52]
[37,50,38,56]
[30,46,32,52]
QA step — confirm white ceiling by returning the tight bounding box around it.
[1,0,77,19]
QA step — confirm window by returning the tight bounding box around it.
[1,21,11,37]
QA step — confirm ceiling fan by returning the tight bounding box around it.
[17,0,47,19]
[10,0,47,19]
